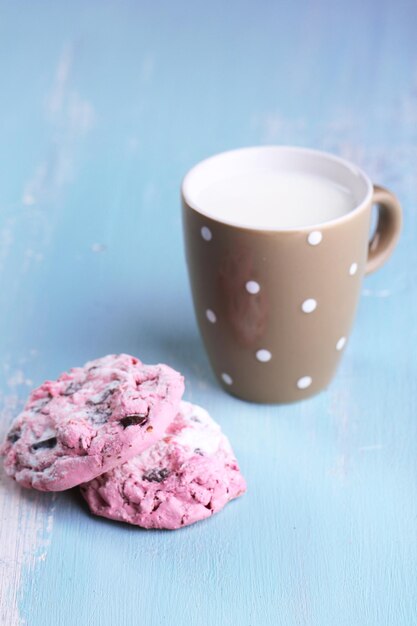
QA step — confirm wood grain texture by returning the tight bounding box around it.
[0,0,416,624]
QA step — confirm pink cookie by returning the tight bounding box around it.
[80,401,246,529]
[1,354,184,491]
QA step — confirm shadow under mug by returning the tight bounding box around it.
[181,146,402,403]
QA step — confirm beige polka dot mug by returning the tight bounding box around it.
[181,146,402,403]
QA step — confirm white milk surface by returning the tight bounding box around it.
[195,170,356,229]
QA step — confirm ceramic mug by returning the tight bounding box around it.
[181,146,402,403]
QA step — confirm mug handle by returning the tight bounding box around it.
[365,184,402,274]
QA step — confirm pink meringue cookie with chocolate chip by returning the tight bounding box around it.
[80,401,246,529]
[1,354,184,491]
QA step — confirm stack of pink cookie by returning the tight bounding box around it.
[0,354,246,529]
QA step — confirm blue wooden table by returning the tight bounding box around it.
[0,1,416,624]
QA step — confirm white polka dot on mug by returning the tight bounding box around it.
[200,226,212,241]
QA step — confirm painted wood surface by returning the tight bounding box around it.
[0,1,416,624]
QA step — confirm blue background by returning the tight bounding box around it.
[0,1,416,624]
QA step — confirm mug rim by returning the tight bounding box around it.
[181,145,374,233]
